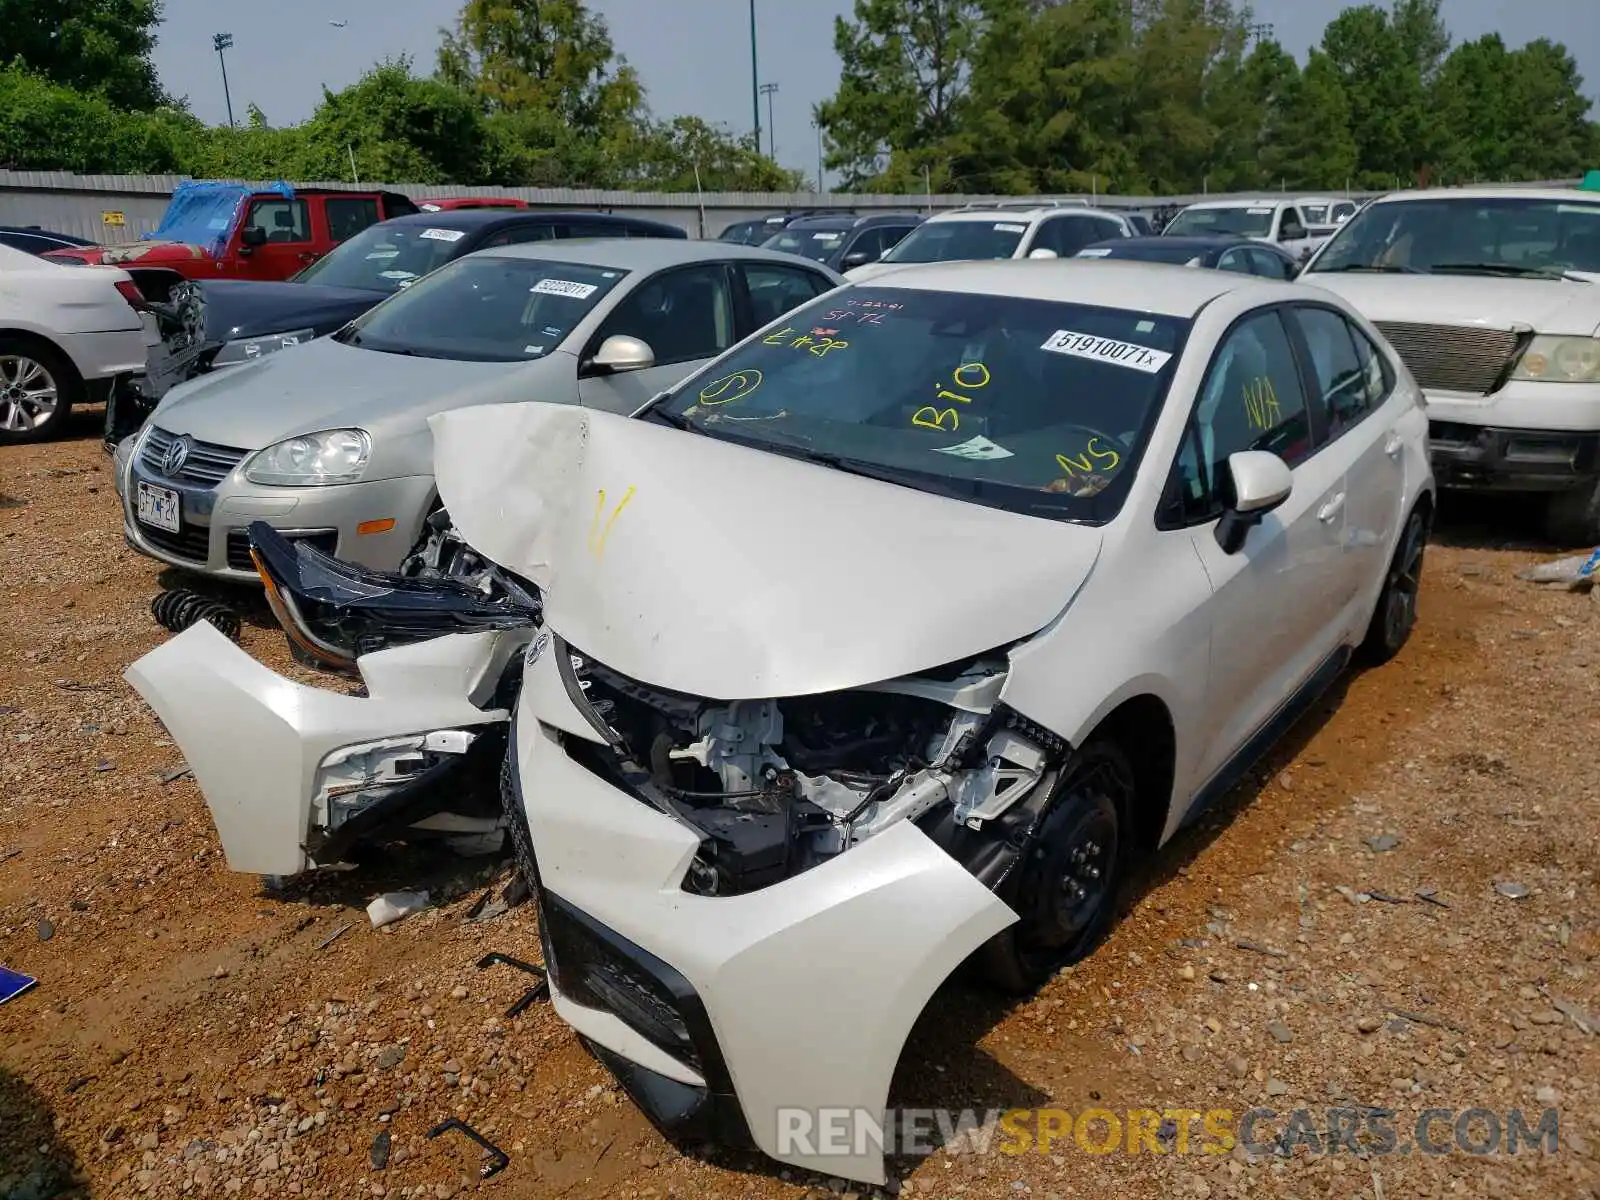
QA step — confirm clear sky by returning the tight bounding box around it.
[150,0,1600,184]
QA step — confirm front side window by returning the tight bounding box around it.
[657,285,1192,525]
[1164,206,1275,238]
[1246,247,1294,280]
[293,222,471,293]
[245,199,310,243]
[1215,248,1253,274]
[881,219,1027,263]
[339,256,625,362]
[594,264,734,366]
[1171,310,1312,525]
[324,197,381,243]
[1309,196,1600,277]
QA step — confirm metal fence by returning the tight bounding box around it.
[0,169,1585,243]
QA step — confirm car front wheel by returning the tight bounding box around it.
[979,737,1134,993]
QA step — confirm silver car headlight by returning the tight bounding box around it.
[1512,335,1600,384]
[211,328,316,367]
[244,428,371,487]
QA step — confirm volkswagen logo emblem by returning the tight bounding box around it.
[162,435,192,477]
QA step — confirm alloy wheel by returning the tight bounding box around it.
[0,355,59,433]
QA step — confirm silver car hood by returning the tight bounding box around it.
[431,403,1102,699]
[152,337,551,450]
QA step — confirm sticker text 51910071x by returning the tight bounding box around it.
[1040,330,1172,374]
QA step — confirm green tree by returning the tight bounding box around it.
[611,116,804,191]
[436,0,643,140]
[815,0,987,189]
[1319,4,1433,186]
[1202,35,1301,193]
[0,66,184,173]
[1260,49,1358,189]
[0,0,166,111]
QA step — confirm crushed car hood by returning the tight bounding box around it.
[1304,272,1600,336]
[152,337,542,451]
[198,279,388,340]
[432,403,1102,699]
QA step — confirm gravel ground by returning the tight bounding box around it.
[1,416,1596,1200]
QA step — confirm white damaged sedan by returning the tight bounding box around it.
[128,259,1433,1185]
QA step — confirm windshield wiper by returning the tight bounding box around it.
[1312,263,1425,274]
[1430,262,1572,280]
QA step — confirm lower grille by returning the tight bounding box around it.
[225,528,337,572]
[138,522,210,563]
[140,427,250,488]
[1374,322,1523,396]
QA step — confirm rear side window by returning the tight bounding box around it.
[481,223,559,248]
[1293,308,1391,436]
[1246,247,1294,280]
[324,197,381,243]
[245,199,310,243]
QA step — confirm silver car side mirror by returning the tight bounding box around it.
[589,334,655,375]
[1027,247,1058,260]
[1216,450,1293,554]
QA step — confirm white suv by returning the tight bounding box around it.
[1304,186,1600,542]
[1165,198,1325,262]
[844,200,1135,281]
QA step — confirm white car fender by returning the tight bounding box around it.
[125,622,509,876]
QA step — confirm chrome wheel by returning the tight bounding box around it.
[0,355,59,433]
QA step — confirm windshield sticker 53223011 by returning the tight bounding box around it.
[531,278,599,300]
[1040,330,1173,374]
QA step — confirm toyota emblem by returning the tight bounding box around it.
[162,435,192,477]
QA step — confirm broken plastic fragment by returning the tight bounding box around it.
[367,891,430,928]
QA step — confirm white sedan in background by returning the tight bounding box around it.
[0,243,151,441]
[129,260,1434,1186]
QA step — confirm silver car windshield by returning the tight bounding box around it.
[881,221,1025,263]
[654,285,1191,524]
[1308,196,1600,278]
[1165,207,1274,238]
[336,256,627,363]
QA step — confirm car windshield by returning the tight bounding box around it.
[881,220,1026,263]
[763,227,848,262]
[294,223,472,293]
[1308,196,1600,277]
[1164,206,1275,238]
[337,256,625,362]
[1300,204,1330,224]
[656,285,1190,524]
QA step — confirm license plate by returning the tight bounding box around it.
[136,481,181,533]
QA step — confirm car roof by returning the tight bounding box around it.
[1367,186,1600,205]
[784,213,922,231]
[382,209,680,233]
[859,259,1263,316]
[466,238,834,272]
[1180,198,1291,211]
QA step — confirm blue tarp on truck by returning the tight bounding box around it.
[142,180,295,257]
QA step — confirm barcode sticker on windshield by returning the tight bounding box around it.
[419,228,465,242]
[995,222,1028,233]
[812,232,842,241]
[1078,248,1114,258]
[1040,329,1172,374]
[531,278,598,299]
[1248,207,1274,215]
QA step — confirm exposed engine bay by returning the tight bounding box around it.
[560,643,1069,896]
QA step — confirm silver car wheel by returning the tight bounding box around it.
[0,355,59,432]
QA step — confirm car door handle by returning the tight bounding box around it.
[1318,493,1346,523]
[1384,433,1404,457]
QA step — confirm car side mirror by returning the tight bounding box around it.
[841,249,874,270]
[1027,247,1058,260]
[240,226,268,249]
[1215,450,1293,554]
[584,334,655,376]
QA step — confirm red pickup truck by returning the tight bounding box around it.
[45,181,418,301]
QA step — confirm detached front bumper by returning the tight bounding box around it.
[512,651,1017,1186]
[125,622,517,876]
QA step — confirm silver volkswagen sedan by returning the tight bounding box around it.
[115,239,842,580]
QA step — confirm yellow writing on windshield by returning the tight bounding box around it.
[699,369,763,406]
[912,407,960,432]
[1055,438,1122,477]
[912,361,990,432]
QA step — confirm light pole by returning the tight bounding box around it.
[759,82,778,160]
[815,121,825,193]
[748,0,761,153]
[213,33,235,128]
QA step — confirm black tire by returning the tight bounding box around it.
[1360,504,1428,664]
[979,737,1134,993]
[1543,481,1600,547]
[0,335,83,444]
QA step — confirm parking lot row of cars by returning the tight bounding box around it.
[7,175,1600,1187]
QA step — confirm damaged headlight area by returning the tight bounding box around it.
[306,723,508,867]
[250,520,540,673]
[556,640,1067,897]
